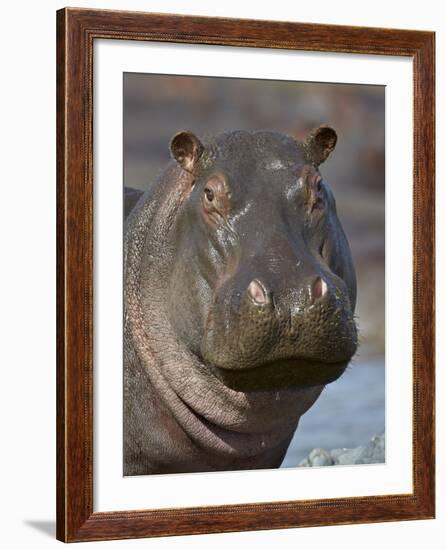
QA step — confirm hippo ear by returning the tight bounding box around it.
[304,126,337,167]
[170,131,204,173]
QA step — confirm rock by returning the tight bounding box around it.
[308,448,334,466]
[298,433,385,467]
[329,447,349,461]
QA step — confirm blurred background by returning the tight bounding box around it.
[124,73,385,466]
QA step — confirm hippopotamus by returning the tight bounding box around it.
[123,126,357,475]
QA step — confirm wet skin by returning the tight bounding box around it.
[123,126,357,474]
[168,129,357,390]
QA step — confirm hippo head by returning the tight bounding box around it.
[166,127,357,392]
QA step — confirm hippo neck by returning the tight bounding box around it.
[125,163,323,458]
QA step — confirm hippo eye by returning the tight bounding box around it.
[309,175,325,212]
[201,175,230,225]
[204,187,215,202]
[319,241,325,257]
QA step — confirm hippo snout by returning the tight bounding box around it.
[247,279,269,305]
[247,275,328,307]
[200,266,357,390]
[311,276,328,302]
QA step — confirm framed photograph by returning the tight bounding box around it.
[56,7,435,542]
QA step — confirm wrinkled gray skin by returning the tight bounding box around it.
[124,127,357,475]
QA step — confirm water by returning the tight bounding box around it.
[281,356,385,468]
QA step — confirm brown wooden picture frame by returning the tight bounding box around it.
[56,7,435,542]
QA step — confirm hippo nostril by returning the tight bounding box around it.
[247,279,268,305]
[311,276,328,302]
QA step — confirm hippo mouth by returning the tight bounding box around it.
[209,357,348,392]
